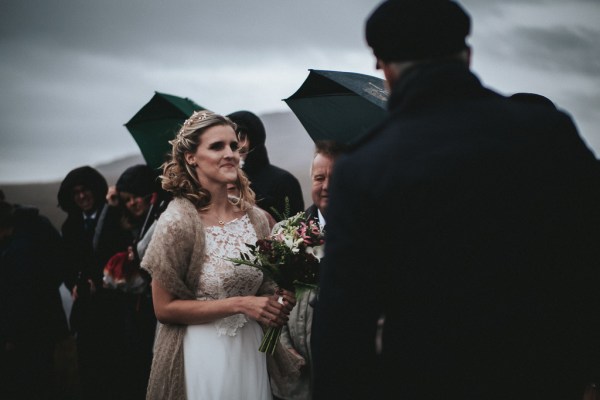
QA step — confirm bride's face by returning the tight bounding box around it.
[186,124,241,188]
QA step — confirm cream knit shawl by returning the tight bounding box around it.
[141,197,299,400]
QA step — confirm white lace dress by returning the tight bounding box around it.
[183,214,272,400]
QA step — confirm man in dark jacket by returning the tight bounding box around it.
[311,1,600,399]
[58,166,108,294]
[57,165,108,399]
[227,110,304,220]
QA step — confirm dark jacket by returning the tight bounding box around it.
[227,110,304,220]
[61,208,104,289]
[312,61,600,400]
[57,166,108,289]
[0,206,68,344]
[304,204,319,224]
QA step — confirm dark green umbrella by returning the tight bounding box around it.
[283,69,388,146]
[125,91,206,170]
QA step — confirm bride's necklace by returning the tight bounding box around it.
[212,208,231,226]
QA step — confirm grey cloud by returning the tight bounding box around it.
[2,0,599,183]
[2,0,374,56]
[514,26,600,76]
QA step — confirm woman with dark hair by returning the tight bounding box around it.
[141,110,297,399]
[93,164,168,400]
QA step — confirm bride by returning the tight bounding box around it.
[141,110,295,399]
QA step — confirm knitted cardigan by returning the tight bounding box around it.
[141,197,300,400]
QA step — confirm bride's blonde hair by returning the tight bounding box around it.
[161,110,255,210]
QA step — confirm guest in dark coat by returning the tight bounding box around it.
[93,164,166,400]
[311,2,600,400]
[57,165,108,399]
[0,199,69,400]
[57,166,108,302]
[227,110,304,220]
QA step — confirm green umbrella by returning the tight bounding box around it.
[125,91,206,170]
[283,69,388,146]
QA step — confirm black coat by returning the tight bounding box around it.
[0,206,68,344]
[312,62,600,400]
[304,204,319,224]
[61,209,103,289]
[228,110,304,220]
[247,162,304,221]
[57,165,108,290]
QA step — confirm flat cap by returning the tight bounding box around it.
[366,0,471,62]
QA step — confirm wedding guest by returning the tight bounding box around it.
[92,164,165,400]
[227,110,304,220]
[228,183,277,229]
[57,165,108,399]
[58,166,108,290]
[0,198,69,400]
[312,1,600,399]
[273,141,345,400]
[141,110,298,399]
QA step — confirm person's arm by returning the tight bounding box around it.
[151,278,294,327]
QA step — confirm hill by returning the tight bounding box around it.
[0,111,315,229]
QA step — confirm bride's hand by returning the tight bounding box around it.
[242,295,291,327]
[275,288,296,312]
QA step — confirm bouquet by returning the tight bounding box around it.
[228,211,324,354]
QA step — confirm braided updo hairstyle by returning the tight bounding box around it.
[161,110,255,210]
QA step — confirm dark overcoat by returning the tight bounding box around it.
[312,61,600,400]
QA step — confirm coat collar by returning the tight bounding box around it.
[388,61,492,113]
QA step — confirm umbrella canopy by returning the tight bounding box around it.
[283,69,388,146]
[125,91,205,170]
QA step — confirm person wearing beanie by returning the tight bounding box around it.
[91,164,166,400]
[312,1,600,399]
[227,110,304,221]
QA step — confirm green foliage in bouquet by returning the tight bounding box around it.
[227,211,325,354]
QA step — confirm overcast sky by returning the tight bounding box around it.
[1,0,599,183]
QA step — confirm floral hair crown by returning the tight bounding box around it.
[183,110,212,128]
[170,110,214,149]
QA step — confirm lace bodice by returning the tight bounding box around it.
[198,214,263,336]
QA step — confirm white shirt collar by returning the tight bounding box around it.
[317,208,326,228]
[83,210,98,220]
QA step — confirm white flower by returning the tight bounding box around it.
[283,236,293,249]
[306,245,325,260]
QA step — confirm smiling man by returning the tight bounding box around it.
[305,141,345,228]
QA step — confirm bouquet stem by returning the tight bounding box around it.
[259,326,282,355]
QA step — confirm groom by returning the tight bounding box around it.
[312,1,600,399]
